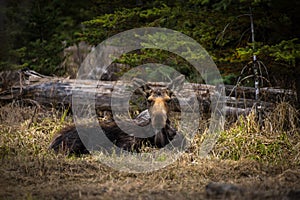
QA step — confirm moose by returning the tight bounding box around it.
[49,76,185,155]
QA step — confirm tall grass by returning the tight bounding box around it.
[212,102,300,166]
[0,101,299,167]
[0,103,70,158]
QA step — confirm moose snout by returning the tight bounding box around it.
[151,113,167,130]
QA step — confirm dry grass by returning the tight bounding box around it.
[212,103,300,166]
[0,102,299,199]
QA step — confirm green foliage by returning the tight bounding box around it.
[259,39,300,67]
[1,0,98,74]
[227,39,300,68]
[114,49,202,82]
[1,0,299,86]
[1,0,62,73]
[222,73,237,84]
[77,3,223,83]
[77,5,173,45]
[75,0,299,85]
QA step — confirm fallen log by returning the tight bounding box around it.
[0,69,295,116]
[225,84,296,103]
[0,77,211,112]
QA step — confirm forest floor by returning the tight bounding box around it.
[0,103,299,200]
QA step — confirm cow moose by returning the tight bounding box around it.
[49,76,185,155]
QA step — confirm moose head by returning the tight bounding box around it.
[133,75,185,147]
[147,87,171,131]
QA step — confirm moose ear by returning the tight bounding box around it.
[166,89,173,99]
[167,74,185,92]
[163,95,171,102]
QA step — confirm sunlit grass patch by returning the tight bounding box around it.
[0,103,72,158]
[212,102,300,166]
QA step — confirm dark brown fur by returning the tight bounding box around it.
[49,87,177,155]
